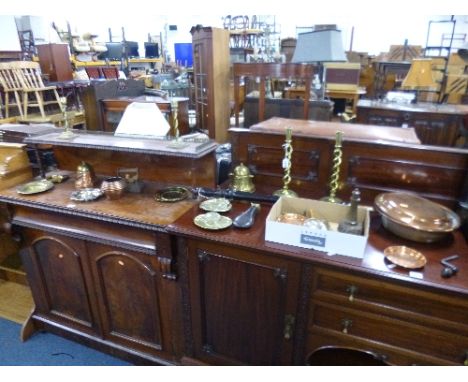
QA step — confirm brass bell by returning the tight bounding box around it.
[230,163,255,193]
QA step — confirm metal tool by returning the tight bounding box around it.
[440,255,459,278]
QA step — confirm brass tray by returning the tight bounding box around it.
[383,246,427,269]
[70,188,103,202]
[155,186,190,203]
[199,198,232,213]
[17,179,54,195]
[194,212,232,231]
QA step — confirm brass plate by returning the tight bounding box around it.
[17,180,54,195]
[155,186,190,203]
[383,246,427,269]
[194,212,232,231]
[70,188,103,202]
[375,192,460,232]
[199,198,232,213]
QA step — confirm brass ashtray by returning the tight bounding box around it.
[46,173,70,184]
[155,186,190,203]
[276,212,307,226]
[383,246,427,269]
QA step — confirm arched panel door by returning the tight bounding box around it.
[28,231,100,335]
[87,242,164,355]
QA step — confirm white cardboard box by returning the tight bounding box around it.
[265,197,370,259]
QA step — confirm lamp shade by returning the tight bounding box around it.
[458,41,468,62]
[401,58,438,90]
[292,29,347,63]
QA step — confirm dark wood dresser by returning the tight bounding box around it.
[356,99,468,146]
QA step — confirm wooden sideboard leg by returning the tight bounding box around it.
[20,306,36,342]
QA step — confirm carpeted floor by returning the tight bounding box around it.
[0,317,132,366]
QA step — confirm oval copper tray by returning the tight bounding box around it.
[375,192,460,232]
[154,186,190,203]
[384,246,427,269]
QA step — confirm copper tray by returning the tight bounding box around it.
[384,246,427,269]
[374,192,460,242]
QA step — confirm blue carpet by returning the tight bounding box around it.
[0,317,132,366]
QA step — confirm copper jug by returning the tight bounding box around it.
[75,161,95,189]
[230,163,255,193]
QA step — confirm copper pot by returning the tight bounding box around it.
[100,176,126,200]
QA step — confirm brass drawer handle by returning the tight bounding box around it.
[341,318,352,334]
[346,285,358,302]
[283,314,295,340]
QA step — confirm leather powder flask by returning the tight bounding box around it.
[75,161,95,189]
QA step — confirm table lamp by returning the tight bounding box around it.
[400,58,438,102]
[292,28,347,98]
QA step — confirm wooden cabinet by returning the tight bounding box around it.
[305,267,468,365]
[191,27,231,142]
[17,207,184,365]
[356,99,468,146]
[184,239,301,365]
[36,43,73,82]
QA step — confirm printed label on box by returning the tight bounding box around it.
[300,234,326,247]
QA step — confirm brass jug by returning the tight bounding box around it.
[75,161,95,189]
[230,163,255,193]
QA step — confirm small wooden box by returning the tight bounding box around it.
[0,143,33,190]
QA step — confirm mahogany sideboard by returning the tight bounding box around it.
[1,129,468,365]
[356,99,468,147]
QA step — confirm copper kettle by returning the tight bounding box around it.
[75,161,95,189]
[230,163,255,193]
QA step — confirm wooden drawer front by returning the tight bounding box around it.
[306,330,453,366]
[312,268,468,333]
[309,302,468,365]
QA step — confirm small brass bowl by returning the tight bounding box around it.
[276,213,307,226]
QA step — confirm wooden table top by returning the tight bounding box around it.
[168,200,468,296]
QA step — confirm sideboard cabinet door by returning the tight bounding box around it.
[186,240,301,365]
[87,242,169,358]
[22,228,101,335]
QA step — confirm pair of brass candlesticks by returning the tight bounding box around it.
[273,128,344,203]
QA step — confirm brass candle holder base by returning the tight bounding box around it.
[58,129,76,140]
[273,188,297,198]
[320,195,342,204]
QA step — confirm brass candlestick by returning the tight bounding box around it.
[274,127,297,197]
[167,98,188,149]
[58,97,76,140]
[321,131,343,203]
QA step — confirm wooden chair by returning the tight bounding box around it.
[101,66,119,80]
[12,61,62,118]
[85,66,102,80]
[0,62,24,118]
[233,63,314,127]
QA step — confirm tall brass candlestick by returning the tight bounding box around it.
[273,127,297,197]
[321,131,343,203]
[58,97,76,140]
[168,98,188,149]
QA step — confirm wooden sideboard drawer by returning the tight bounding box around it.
[312,268,468,334]
[309,301,468,365]
[305,329,456,366]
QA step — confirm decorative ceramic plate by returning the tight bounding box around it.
[70,188,104,202]
[154,186,190,203]
[199,198,232,213]
[383,245,427,269]
[17,179,54,195]
[194,212,232,231]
